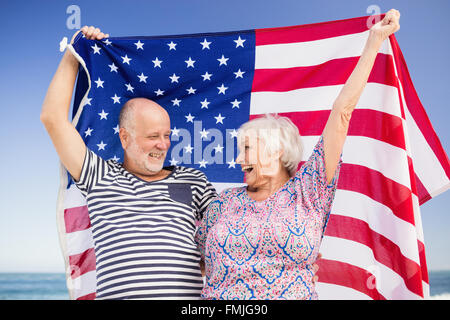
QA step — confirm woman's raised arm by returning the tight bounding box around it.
[322,9,400,183]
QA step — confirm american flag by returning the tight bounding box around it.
[58,14,449,300]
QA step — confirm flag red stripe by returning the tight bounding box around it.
[255,15,377,46]
[252,54,397,92]
[255,109,407,150]
[417,240,429,284]
[325,214,424,297]
[390,35,450,181]
[293,161,415,225]
[317,259,386,300]
[69,248,96,279]
[415,173,431,205]
[338,163,415,225]
[252,110,432,206]
[407,156,431,205]
[64,205,90,233]
[77,292,96,300]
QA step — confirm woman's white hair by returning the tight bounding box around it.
[237,114,303,176]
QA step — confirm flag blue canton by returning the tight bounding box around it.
[71,30,256,185]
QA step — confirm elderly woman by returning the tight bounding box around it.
[195,9,401,299]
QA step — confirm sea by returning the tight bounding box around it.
[0,271,449,300]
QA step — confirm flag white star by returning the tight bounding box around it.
[167,41,177,50]
[152,57,163,68]
[234,69,245,78]
[169,158,179,166]
[234,36,246,48]
[199,128,210,139]
[154,88,164,96]
[113,125,120,134]
[214,144,224,153]
[111,155,120,162]
[84,127,93,137]
[227,159,237,168]
[171,127,180,136]
[185,57,196,68]
[185,113,195,123]
[217,55,229,66]
[201,71,212,81]
[111,94,121,104]
[134,40,144,50]
[121,55,132,65]
[171,98,181,106]
[229,129,238,138]
[184,144,193,154]
[109,63,118,73]
[200,98,210,109]
[231,99,241,109]
[186,87,196,94]
[200,38,212,50]
[97,141,107,151]
[95,77,104,88]
[98,110,109,120]
[91,43,101,54]
[125,83,134,93]
[82,97,92,106]
[214,113,225,124]
[217,83,228,94]
[169,73,180,83]
[59,36,68,52]
[138,73,148,83]
[103,39,112,46]
[198,159,208,168]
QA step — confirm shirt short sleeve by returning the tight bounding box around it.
[192,173,218,223]
[73,148,111,197]
[195,188,230,259]
[295,136,342,226]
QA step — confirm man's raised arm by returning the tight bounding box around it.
[40,26,108,181]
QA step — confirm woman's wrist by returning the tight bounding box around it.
[61,49,79,69]
[367,30,385,51]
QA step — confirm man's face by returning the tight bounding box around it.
[124,106,171,176]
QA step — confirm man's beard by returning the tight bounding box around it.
[128,139,166,175]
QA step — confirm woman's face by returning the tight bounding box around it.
[236,133,282,188]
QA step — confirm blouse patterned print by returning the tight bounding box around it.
[195,136,343,300]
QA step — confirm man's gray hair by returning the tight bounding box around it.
[118,99,138,134]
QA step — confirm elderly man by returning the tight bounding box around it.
[41,26,320,300]
[41,27,217,299]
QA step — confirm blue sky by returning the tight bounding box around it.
[0,0,448,272]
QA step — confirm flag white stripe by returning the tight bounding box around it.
[255,30,391,69]
[386,39,430,298]
[332,189,420,264]
[66,228,95,256]
[403,101,450,197]
[412,193,425,243]
[64,184,87,209]
[316,282,371,300]
[320,236,423,300]
[250,83,403,119]
[212,182,246,194]
[301,135,411,188]
[388,40,449,196]
[70,270,96,299]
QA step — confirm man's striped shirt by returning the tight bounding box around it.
[74,148,217,299]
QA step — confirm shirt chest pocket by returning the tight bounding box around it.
[167,184,193,208]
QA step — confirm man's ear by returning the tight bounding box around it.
[119,127,129,150]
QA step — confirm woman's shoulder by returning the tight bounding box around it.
[217,186,247,200]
